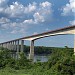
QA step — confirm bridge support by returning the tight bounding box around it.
[8,42,10,50]
[11,41,14,58]
[12,41,14,50]
[0,43,3,47]
[29,40,34,60]
[21,40,24,52]
[14,41,17,51]
[16,40,20,59]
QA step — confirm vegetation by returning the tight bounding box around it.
[0,46,75,75]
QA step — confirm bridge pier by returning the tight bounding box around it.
[16,40,20,59]
[12,41,14,50]
[29,40,34,60]
[21,40,24,53]
[10,42,12,50]
[3,43,4,48]
[14,41,17,51]
[5,43,7,48]
[13,41,17,59]
[0,43,3,47]
[7,43,9,49]
[7,42,10,50]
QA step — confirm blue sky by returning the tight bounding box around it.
[0,0,75,47]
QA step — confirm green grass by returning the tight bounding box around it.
[0,67,31,75]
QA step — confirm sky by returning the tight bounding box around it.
[0,0,75,47]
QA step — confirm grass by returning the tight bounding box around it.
[0,67,31,75]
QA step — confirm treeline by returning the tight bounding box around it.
[24,45,52,54]
[24,45,73,55]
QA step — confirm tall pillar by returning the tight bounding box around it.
[14,41,17,51]
[29,40,34,60]
[8,42,9,49]
[16,40,19,59]
[10,42,12,50]
[21,40,24,52]
[7,43,9,49]
[3,43,4,48]
[12,41,14,50]
[74,35,75,55]
[17,40,19,52]
[1,44,3,47]
[5,43,7,48]
[8,42,10,49]
[11,41,15,57]
[12,41,16,59]
[3,43,6,48]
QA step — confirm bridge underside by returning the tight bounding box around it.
[23,29,75,41]
[0,26,75,61]
[23,29,75,59]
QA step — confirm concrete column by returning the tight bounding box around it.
[29,40,34,60]
[1,44,3,47]
[10,42,12,50]
[13,41,17,59]
[12,41,14,50]
[17,40,19,52]
[21,40,24,52]
[4,43,6,48]
[5,43,7,48]
[8,42,11,50]
[7,43,8,49]
[7,42,10,49]
[16,40,19,59]
[74,35,75,55]
[12,41,16,59]
[3,43,6,48]
[14,41,17,51]
[2,44,4,48]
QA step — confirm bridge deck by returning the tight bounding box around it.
[0,25,75,44]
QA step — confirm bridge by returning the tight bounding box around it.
[0,25,75,60]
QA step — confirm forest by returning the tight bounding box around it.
[0,46,75,75]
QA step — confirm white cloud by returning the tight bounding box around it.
[0,0,8,12]
[3,1,52,19]
[24,2,36,13]
[0,17,10,24]
[0,1,53,34]
[40,1,51,8]
[23,19,34,24]
[69,20,75,25]
[61,0,75,16]
[4,1,37,18]
[33,12,45,23]
[0,0,8,6]
[5,2,25,17]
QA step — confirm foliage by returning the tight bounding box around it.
[0,46,75,75]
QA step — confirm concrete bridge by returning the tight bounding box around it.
[0,25,75,60]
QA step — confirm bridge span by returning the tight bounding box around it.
[0,25,75,60]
